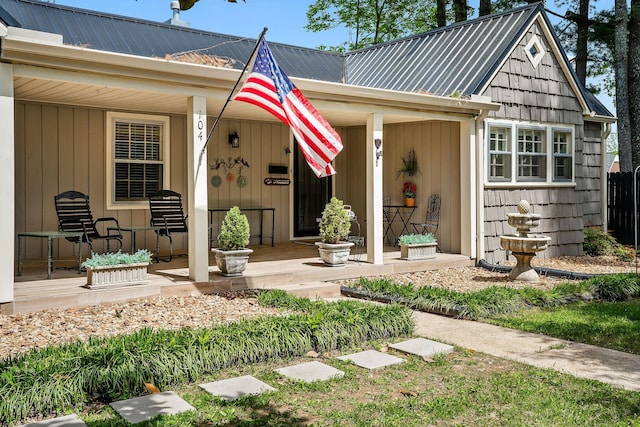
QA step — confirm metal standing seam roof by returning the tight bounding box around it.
[344,4,539,97]
[0,0,344,82]
[0,0,613,117]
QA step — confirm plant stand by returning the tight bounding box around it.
[85,263,149,289]
[400,242,437,260]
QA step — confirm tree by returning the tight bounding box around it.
[629,0,640,170]
[479,0,492,16]
[453,0,468,22]
[614,0,632,172]
[305,0,437,51]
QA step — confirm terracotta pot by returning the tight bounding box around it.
[405,197,415,207]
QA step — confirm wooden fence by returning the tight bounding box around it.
[608,172,639,243]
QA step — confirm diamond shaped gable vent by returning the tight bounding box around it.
[524,34,545,68]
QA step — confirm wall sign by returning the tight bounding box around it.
[264,177,291,186]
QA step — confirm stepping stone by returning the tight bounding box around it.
[110,391,195,424]
[200,375,276,400]
[390,338,454,358]
[19,414,87,427]
[337,350,405,370]
[274,361,344,383]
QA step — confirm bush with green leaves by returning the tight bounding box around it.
[583,227,632,261]
[81,249,152,268]
[0,291,412,425]
[217,206,250,250]
[318,197,351,244]
[398,233,436,245]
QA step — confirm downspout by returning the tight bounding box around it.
[475,109,490,264]
[601,122,612,232]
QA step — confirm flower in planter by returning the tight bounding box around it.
[402,182,416,199]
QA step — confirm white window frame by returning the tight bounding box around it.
[552,127,574,182]
[485,120,575,187]
[106,112,171,210]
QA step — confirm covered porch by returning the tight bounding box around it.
[1,25,499,307]
[4,242,473,315]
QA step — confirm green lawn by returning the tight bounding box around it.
[489,298,640,355]
[78,347,640,426]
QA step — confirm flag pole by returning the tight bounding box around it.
[199,27,268,161]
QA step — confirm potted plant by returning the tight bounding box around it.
[82,249,152,289]
[315,197,354,266]
[402,181,417,207]
[399,233,437,260]
[396,149,419,178]
[212,206,252,276]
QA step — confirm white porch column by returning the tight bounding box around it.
[187,96,209,282]
[460,118,477,258]
[366,112,384,264]
[0,63,14,303]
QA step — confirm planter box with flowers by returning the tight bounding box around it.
[399,233,437,260]
[82,249,152,289]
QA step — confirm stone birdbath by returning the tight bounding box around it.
[499,200,551,282]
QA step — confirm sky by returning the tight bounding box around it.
[48,0,616,117]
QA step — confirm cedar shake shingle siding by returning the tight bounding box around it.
[481,23,587,263]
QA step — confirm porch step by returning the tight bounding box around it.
[261,281,342,299]
[9,283,161,315]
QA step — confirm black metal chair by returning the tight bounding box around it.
[148,189,188,262]
[54,190,123,254]
[411,193,441,237]
[344,204,365,261]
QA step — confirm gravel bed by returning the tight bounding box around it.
[0,293,284,361]
[1,255,636,361]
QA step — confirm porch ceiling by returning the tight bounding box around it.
[13,75,429,127]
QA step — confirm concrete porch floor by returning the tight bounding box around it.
[4,242,474,315]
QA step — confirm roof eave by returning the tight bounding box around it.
[2,27,501,116]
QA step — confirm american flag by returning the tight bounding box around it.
[234,39,343,177]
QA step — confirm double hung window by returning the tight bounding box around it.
[487,121,574,185]
[107,112,170,209]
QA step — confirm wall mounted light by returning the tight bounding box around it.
[228,131,240,148]
[284,146,291,155]
[374,138,383,166]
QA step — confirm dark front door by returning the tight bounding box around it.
[293,140,332,237]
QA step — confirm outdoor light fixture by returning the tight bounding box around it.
[229,131,240,148]
[375,138,383,166]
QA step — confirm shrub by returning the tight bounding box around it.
[583,227,633,261]
[81,249,152,268]
[318,197,351,244]
[217,206,250,250]
[583,227,618,256]
[398,233,436,245]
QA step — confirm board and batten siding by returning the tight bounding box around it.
[385,121,462,254]
[481,22,588,263]
[14,102,300,260]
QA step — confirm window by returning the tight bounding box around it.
[486,121,574,186]
[488,126,511,180]
[553,129,573,181]
[524,34,545,68]
[107,112,170,209]
[517,127,546,180]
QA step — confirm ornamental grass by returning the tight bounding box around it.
[0,291,412,425]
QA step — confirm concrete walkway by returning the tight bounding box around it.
[412,310,640,392]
